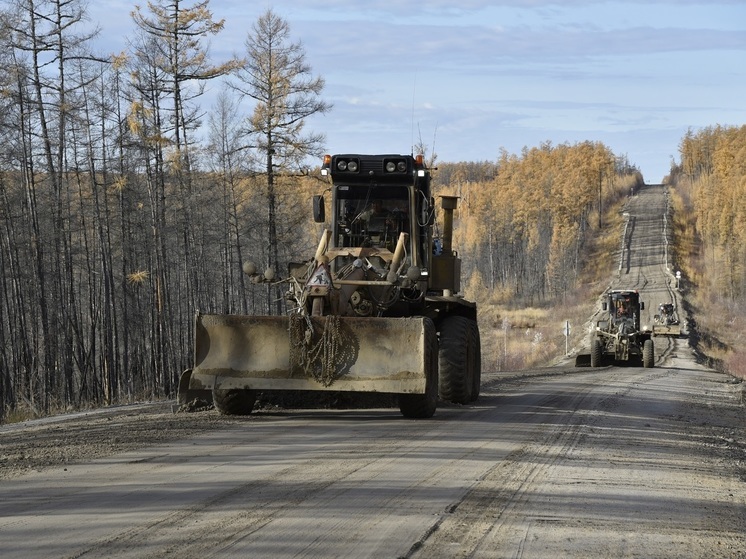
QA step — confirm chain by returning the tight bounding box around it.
[289,313,352,387]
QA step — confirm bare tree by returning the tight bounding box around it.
[205,89,260,314]
[231,8,331,314]
[129,1,243,385]
[0,0,104,413]
[131,0,241,173]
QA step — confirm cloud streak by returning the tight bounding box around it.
[87,0,746,181]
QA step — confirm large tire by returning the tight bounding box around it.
[213,388,257,415]
[438,316,476,405]
[643,338,655,368]
[590,338,603,368]
[399,318,438,418]
[469,320,482,402]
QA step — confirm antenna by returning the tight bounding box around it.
[410,72,417,155]
[430,122,438,167]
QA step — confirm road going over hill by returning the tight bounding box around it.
[1,184,745,558]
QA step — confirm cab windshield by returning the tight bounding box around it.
[334,185,410,250]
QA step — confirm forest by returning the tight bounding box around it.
[1,0,740,422]
[0,1,330,420]
[668,124,746,379]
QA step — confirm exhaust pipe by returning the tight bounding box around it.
[440,196,458,255]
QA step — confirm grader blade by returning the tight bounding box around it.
[185,313,432,394]
[574,353,592,367]
[653,324,681,337]
[176,368,212,407]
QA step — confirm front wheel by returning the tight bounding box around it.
[213,388,257,415]
[469,321,482,402]
[643,339,655,368]
[590,338,603,367]
[311,296,324,316]
[438,316,476,404]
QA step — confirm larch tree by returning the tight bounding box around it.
[1,0,101,412]
[231,8,331,315]
[128,0,240,394]
[131,0,241,173]
[205,88,255,315]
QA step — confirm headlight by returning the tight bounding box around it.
[384,159,407,173]
[335,158,359,172]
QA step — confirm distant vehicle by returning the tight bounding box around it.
[577,290,654,368]
[653,302,681,337]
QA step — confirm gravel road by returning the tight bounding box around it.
[1,184,745,558]
[1,360,744,558]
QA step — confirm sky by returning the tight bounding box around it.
[86,0,746,183]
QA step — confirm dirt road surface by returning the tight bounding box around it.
[1,184,745,558]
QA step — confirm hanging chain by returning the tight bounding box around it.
[289,313,348,387]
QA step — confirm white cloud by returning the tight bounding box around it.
[87,0,746,181]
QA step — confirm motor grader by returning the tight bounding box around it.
[178,153,480,418]
[652,302,681,337]
[576,289,654,368]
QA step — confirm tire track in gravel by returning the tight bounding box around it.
[407,367,676,559]
[62,414,450,558]
[3,392,530,559]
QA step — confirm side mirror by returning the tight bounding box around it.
[602,302,608,311]
[313,195,325,223]
[640,301,645,310]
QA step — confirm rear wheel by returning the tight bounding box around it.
[213,388,257,415]
[438,316,476,404]
[643,338,655,368]
[399,318,438,418]
[590,338,603,367]
[469,321,481,402]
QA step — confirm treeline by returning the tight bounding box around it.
[0,1,326,421]
[673,125,746,299]
[0,0,646,422]
[436,142,642,305]
[667,124,746,378]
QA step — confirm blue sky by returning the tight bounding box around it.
[88,1,746,182]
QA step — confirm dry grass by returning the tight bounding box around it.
[472,181,632,371]
[668,180,746,381]
[2,406,36,425]
[685,290,746,380]
[476,299,596,372]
